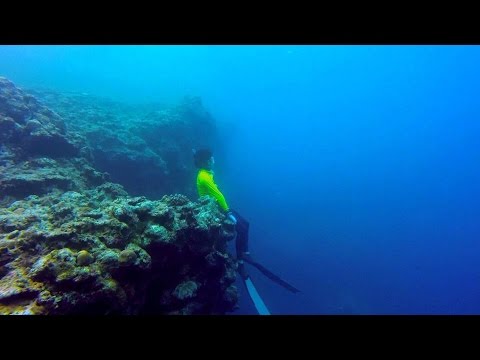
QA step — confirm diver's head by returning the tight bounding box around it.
[193,148,214,170]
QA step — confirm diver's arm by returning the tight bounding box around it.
[202,177,230,212]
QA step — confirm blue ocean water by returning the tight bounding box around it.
[1,45,480,314]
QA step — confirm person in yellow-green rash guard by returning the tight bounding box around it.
[193,148,251,279]
[193,148,300,294]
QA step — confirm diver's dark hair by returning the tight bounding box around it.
[193,148,213,169]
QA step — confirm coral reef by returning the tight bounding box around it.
[0,78,238,315]
[28,89,219,199]
[0,77,108,204]
[0,188,237,315]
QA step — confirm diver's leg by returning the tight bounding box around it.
[231,210,250,258]
[235,236,249,279]
[230,210,251,279]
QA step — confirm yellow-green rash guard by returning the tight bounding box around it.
[196,169,229,212]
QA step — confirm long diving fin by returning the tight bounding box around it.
[243,257,301,294]
[243,277,271,315]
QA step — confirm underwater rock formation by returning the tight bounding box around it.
[0,78,238,315]
[28,89,219,199]
[0,77,108,204]
[0,188,237,315]
[0,77,82,159]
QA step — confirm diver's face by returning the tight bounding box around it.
[207,156,215,169]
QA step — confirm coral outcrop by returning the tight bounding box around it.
[0,77,238,315]
[28,89,218,199]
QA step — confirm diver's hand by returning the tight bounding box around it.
[226,211,237,225]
